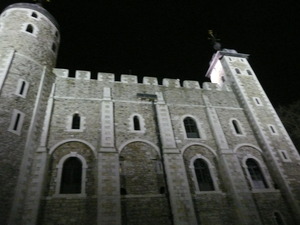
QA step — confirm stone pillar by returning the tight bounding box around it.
[203,94,262,225]
[155,92,198,225]
[97,87,121,225]
[21,84,55,225]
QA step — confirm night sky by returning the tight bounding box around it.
[1,0,299,107]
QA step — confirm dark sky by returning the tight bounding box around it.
[1,0,299,107]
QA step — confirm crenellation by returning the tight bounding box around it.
[121,74,138,83]
[183,80,201,89]
[202,82,219,90]
[163,78,181,87]
[143,76,158,85]
[97,72,115,82]
[53,68,69,78]
[75,70,91,80]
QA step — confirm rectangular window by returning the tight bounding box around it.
[15,79,29,98]
[8,109,25,135]
[268,125,278,135]
[279,150,291,162]
[253,97,263,106]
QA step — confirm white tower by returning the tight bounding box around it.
[0,3,59,224]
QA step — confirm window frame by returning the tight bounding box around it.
[22,23,38,37]
[55,152,87,197]
[243,157,270,190]
[66,112,85,132]
[183,116,202,139]
[230,118,245,136]
[8,109,25,135]
[15,79,29,98]
[189,154,219,194]
[129,113,145,133]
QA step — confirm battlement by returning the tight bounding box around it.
[53,68,230,91]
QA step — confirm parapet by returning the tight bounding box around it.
[52,68,228,91]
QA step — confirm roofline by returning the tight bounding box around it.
[205,50,249,78]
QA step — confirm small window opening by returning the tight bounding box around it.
[55,31,59,37]
[26,24,34,33]
[72,114,81,129]
[254,97,262,105]
[194,159,215,191]
[232,120,242,134]
[52,43,56,52]
[274,212,285,225]
[281,151,287,160]
[120,188,127,195]
[184,117,200,138]
[235,68,241,74]
[269,125,276,134]
[13,113,21,131]
[247,70,252,75]
[246,158,268,189]
[31,12,38,18]
[133,116,140,131]
[221,76,225,82]
[19,81,26,95]
[60,157,82,194]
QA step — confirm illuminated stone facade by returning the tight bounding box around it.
[1,3,300,225]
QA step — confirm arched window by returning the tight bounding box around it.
[72,113,80,129]
[60,157,82,194]
[246,69,252,75]
[184,117,200,138]
[235,68,241,74]
[133,116,140,131]
[246,158,268,189]
[232,119,242,134]
[31,12,38,18]
[26,24,34,33]
[274,212,286,225]
[194,159,214,191]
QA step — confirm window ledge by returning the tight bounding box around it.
[65,129,84,132]
[251,188,279,193]
[121,194,165,199]
[51,193,87,199]
[194,190,223,195]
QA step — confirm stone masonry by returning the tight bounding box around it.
[1,3,300,225]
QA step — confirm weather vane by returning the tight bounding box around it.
[208,30,222,51]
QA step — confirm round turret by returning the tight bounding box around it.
[0,3,60,67]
